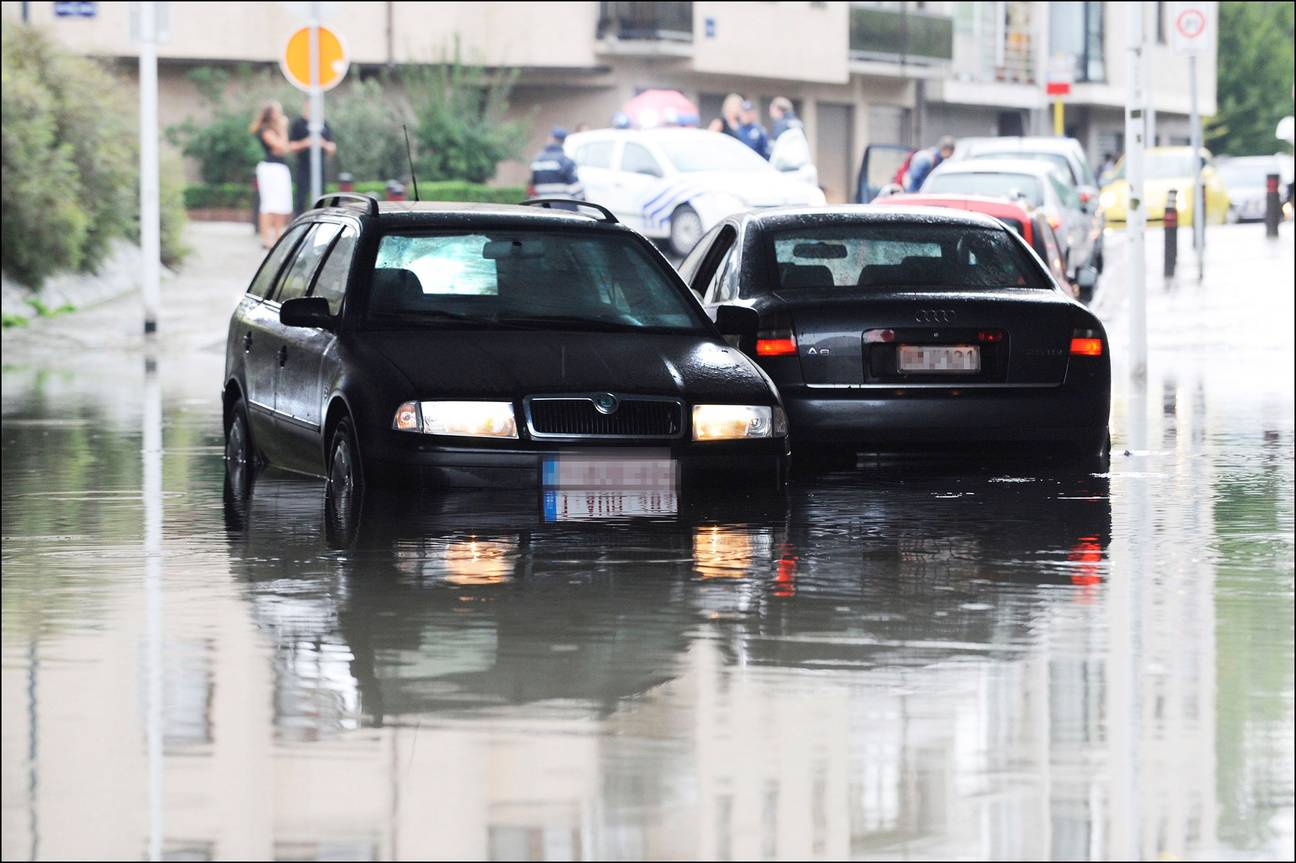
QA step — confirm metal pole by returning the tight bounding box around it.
[309,3,324,204]
[1126,3,1148,381]
[1054,99,1064,136]
[1189,53,1204,279]
[139,1,161,336]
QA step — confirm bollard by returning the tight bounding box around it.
[338,172,354,193]
[385,179,406,202]
[1164,189,1178,279]
[1265,173,1281,238]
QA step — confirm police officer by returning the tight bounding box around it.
[529,127,584,209]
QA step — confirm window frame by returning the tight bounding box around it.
[309,221,361,316]
[269,222,344,306]
[245,224,309,301]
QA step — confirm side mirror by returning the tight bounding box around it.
[714,304,759,339]
[280,296,335,329]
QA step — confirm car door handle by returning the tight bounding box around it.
[243,331,253,353]
[277,345,288,367]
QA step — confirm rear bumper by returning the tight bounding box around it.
[362,433,789,488]
[782,385,1108,453]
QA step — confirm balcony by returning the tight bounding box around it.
[597,2,693,43]
[849,5,953,67]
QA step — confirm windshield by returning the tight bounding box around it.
[765,224,1050,293]
[922,172,1044,207]
[971,151,1075,182]
[367,231,707,331]
[657,135,776,173]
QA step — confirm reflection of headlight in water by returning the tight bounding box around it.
[694,525,759,578]
[443,536,517,585]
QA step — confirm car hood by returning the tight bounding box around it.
[682,171,823,206]
[365,329,777,403]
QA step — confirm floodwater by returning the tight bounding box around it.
[2,224,1293,861]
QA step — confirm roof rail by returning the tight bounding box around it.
[520,198,619,224]
[313,192,380,217]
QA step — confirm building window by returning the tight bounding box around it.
[1049,1,1105,83]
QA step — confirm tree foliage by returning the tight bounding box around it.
[327,74,413,183]
[1,23,186,287]
[1207,1,1295,156]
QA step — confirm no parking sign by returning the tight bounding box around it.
[1168,1,1216,54]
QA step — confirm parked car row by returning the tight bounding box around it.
[222,192,1111,495]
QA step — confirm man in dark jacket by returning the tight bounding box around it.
[288,99,336,216]
[529,128,585,208]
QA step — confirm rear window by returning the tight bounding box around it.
[367,230,707,331]
[766,224,1049,293]
[923,172,1044,207]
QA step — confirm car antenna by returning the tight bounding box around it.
[403,124,421,202]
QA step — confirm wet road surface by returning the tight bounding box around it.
[1,222,1293,860]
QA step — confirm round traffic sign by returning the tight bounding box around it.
[281,25,348,92]
[1175,8,1206,40]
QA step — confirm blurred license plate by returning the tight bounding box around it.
[898,344,980,373]
[543,489,679,522]
[541,452,677,490]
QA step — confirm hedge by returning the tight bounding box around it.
[183,180,526,211]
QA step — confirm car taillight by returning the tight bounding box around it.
[756,323,796,356]
[978,329,1005,343]
[1070,328,1103,356]
[526,184,536,197]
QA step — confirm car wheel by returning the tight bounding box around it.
[328,416,365,498]
[668,205,704,258]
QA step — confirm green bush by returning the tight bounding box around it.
[183,182,253,209]
[404,41,531,184]
[322,180,525,204]
[1,23,187,288]
[329,75,413,184]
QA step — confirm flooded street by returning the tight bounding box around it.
[2,223,1292,860]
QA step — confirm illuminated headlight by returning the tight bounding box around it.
[392,400,518,439]
[692,404,787,441]
[1099,189,1118,209]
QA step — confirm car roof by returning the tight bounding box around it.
[735,204,1009,232]
[310,199,624,229]
[959,136,1083,156]
[875,193,1034,219]
[932,158,1066,178]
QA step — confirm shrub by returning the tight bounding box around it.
[404,41,531,184]
[0,23,187,287]
[328,75,413,184]
[183,183,253,209]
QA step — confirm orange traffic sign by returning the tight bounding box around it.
[280,25,348,92]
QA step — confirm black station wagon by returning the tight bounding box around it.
[222,195,788,493]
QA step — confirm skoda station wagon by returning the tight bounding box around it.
[222,195,789,495]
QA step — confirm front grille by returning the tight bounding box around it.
[527,397,683,438]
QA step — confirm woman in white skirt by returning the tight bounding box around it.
[250,101,293,248]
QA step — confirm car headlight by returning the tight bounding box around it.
[692,404,787,441]
[1099,189,1118,210]
[392,400,518,439]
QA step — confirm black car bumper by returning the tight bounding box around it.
[782,385,1109,454]
[361,432,789,488]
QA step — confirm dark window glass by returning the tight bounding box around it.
[620,143,663,177]
[311,224,358,314]
[764,223,1049,293]
[678,223,725,286]
[246,225,308,299]
[274,223,342,303]
[368,231,708,331]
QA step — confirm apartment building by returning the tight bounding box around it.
[2,1,1216,200]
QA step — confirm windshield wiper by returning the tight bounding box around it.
[495,314,643,332]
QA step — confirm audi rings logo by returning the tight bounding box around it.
[592,393,619,415]
[915,309,956,324]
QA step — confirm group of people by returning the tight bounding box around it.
[708,94,813,179]
[249,99,338,248]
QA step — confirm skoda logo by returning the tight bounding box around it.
[915,309,956,324]
[593,393,619,415]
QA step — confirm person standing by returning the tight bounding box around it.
[288,99,336,216]
[904,135,956,192]
[708,93,745,142]
[767,96,815,185]
[738,100,770,159]
[250,101,294,248]
[528,127,584,209]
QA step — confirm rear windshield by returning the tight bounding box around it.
[366,230,707,332]
[923,172,1044,207]
[766,224,1049,292]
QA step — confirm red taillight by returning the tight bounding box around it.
[756,337,797,356]
[526,184,536,197]
[978,330,1004,343]
[1070,337,1103,356]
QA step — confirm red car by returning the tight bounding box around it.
[873,193,1086,300]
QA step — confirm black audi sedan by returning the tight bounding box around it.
[223,195,789,491]
[676,206,1111,460]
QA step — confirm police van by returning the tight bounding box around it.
[564,128,826,257]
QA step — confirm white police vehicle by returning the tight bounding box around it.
[565,128,826,257]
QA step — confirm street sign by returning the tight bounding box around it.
[280,25,348,92]
[1169,1,1216,55]
[54,1,97,17]
[1046,54,1074,96]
